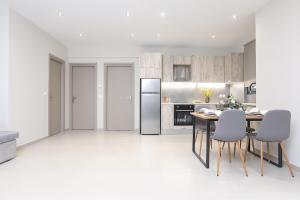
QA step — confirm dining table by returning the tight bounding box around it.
[191,112,283,169]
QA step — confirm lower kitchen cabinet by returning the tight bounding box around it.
[161,104,173,130]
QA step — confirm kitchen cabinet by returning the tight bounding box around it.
[162,55,173,82]
[244,40,256,83]
[161,104,173,130]
[191,55,202,82]
[140,53,162,78]
[173,56,192,65]
[225,53,244,82]
[200,56,225,83]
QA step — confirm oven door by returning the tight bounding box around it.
[174,110,194,126]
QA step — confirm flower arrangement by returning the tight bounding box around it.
[216,95,246,111]
[201,88,214,103]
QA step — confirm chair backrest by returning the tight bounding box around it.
[256,110,291,142]
[213,110,246,141]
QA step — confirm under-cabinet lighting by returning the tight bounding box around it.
[162,82,197,89]
[197,83,226,89]
[161,82,226,89]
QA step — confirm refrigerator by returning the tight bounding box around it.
[140,78,161,135]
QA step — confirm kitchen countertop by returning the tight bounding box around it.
[162,102,257,106]
[161,102,219,105]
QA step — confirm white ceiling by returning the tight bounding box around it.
[10,0,271,48]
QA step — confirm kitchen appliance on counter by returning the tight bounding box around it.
[140,78,161,135]
[245,82,256,103]
[174,104,194,126]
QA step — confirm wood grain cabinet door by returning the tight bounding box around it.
[173,56,192,65]
[140,53,162,78]
[213,56,225,83]
[225,53,244,82]
[162,55,173,82]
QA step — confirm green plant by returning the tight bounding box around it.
[216,95,246,111]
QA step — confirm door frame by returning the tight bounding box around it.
[48,54,65,136]
[104,63,135,131]
[69,63,97,130]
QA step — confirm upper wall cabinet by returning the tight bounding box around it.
[244,40,256,83]
[191,55,202,82]
[173,56,192,65]
[192,56,225,83]
[140,53,162,78]
[225,53,244,82]
[162,55,173,82]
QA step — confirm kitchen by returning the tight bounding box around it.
[140,40,256,135]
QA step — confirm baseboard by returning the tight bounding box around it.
[17,136,49,150]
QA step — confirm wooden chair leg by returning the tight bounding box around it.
[217,141,221,176]
[251,138,255,152]
[237,141,248,176]
[244,137,250,162]
[222,141,225,149]
[233,143,236,157]
[267,142,271,163]
[280,142,295,177]
[260,141,264,176]
[227,142,231,163]
[199,132,203,155]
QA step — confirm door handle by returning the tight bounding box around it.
[72,96,77,103]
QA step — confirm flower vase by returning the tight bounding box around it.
[205,96,210,103]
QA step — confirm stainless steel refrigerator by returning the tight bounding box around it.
[140,78,161,135]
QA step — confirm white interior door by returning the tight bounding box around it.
[72,66,96,130]
[106,66,134,130]
[49,59,62,135]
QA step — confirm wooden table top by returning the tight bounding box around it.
[191,112,263,121]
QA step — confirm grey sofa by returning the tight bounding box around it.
[0,131,19,164]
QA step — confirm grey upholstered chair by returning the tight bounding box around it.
[195,105,216,155]
[254,110,294,177]
[211,110,248,176]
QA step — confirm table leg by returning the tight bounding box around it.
[192,118,211,168]
[206,120,210,168]
[192,116,196,153]
[278,143,283,168]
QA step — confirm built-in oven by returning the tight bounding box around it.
[174,104,195,126]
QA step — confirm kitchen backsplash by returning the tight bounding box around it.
[161,83,230,103]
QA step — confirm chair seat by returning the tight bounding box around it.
[247,132,257,137]
[246,127,255,133]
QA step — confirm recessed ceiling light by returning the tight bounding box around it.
[157,33,161,38]
[79,33,83,37]
[126,11,130,17]
[211,35,216,39]
[58,10,62,17]
[160,11,166,17]
[130,33,135,38]
[232,14,237,19]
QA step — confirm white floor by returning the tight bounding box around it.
[0,131,299,200]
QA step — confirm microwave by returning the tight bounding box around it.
[173,65,191,82]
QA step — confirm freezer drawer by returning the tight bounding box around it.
[141,79,161,93]
[141,93,161,134]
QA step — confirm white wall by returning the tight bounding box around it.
[0,0,9,130]
[256,0,300,167]
[9,11,68,146]
[69,45,239,130]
